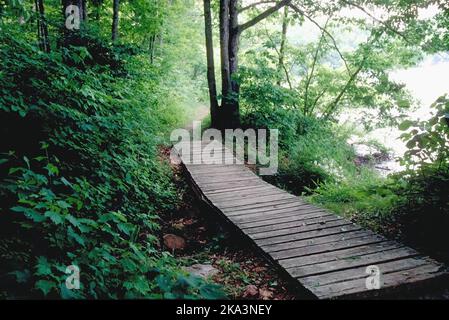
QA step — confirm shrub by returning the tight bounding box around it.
[0,34,222,299]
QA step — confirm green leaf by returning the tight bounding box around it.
[35,279,56,296]
[9,269,31,283]
[117,222,135,236]
[23,156,30,169]
[399,120,415,131]
[57,200,72,209]
[36,256,52,276]
[12,206,46,222]
[68,226,86,247]
[45,163,59,176]
[45,211,64,225]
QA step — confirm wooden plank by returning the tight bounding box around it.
[213,193,297,209]
[315,264,446,299]
[231,207,326,224]
[224,200,308,216]
[259,224,364,251]
[263,230,377,255]
[300,257,436,288]
[271,232,385,260]
[249,219,350,240]
[191,171,254,180]
[241,213,340,233]
[288,247,419,279]
[188,165,247,172]
[196,176,261,186]
[201,180,264,192]
[239,211,334,229]
[222,198,301,215]
[204,184,274,196]
[207,187,283,201]
[256,224,361,247]
[279,241,400,270]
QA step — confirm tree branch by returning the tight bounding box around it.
[239,0,292,33]
[304,15,331,115]
[239,1,277,13]
[263,27,294,91]
[323,32,383,119]
[288,3,351,75]
[340,0,409,43]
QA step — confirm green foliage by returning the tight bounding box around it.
[0,24,214,298]
[388,96,449,248]
[399,95,449,170]
[241,104,357,194]
[308,170,402,230]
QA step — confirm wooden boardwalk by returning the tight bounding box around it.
[173,140,447,299]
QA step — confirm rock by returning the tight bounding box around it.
[183,264,219,279]
[242,285,259,298]
[259,288,274,300]
[163,234,186,251]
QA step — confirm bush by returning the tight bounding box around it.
[241,104,356,194]
[0,34,222,299]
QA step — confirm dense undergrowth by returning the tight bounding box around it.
[0,29,225,298]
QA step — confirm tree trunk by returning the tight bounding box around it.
[149,34,156,64]
[36,0,50,53]
[277,6,288,86]
[81,0,87,21]
[112,0,120,42]
[227,0,240,128]
[203,0,219,128]
[210,0,290,128]
[219,0,231,128]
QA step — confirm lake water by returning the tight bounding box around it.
[345,54,449,175]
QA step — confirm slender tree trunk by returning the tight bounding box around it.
[203,0,219,128]
[219,0,231,127]
[277,6,288,86]
[81,0,87,21]
[227,0,240,128]
[149,34,156,64]
[37,0,50,53]
[112,0,120,42]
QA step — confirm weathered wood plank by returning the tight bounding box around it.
[207,187,283,201]
[249,219,351,240]
[242,214,340,233]
[271,232,385,260]
[213,193,297,209]
[231,207,326,224]
[256,224,361,247]
[222,198,302,215]
[279,241,400,269]
[315,264,446,299]
[224,200,308,216]
[288,247,419,279]
[300,257,435,288]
